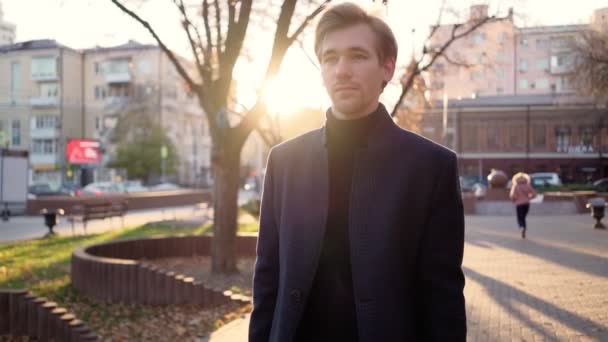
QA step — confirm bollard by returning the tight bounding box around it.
[586,198,607,229]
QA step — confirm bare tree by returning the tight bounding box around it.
[572,29,608,100]
[109,0,344,273]
[390,8,503,120]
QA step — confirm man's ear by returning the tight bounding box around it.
[383,57,396,84]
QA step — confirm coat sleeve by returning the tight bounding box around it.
[416,151,466,341]
[249,150,280,342]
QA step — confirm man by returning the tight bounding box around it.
[249,2,466,341]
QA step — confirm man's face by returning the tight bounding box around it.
[320,23,395,120]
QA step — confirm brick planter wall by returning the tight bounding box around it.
[26,190,212,215]
[0,289,98,341]
[71,234,257,306]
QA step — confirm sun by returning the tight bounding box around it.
[262,77,302,117]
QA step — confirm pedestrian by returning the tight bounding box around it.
[249,2,466,341]
[509,172,537,239]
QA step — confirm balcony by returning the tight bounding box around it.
[29,96,59,108]
[30,153,59,165]
[31,71,58,82]
[30,127,61,139]
[550,64,574,74]
[104,71,132,84]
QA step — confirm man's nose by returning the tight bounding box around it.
[335,57,352,78]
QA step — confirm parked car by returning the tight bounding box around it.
[28,183,59,198]
[593,178,608,192]
[530,172,562,188]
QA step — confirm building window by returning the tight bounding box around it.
[10,62,20,104]
[94,62,101,75]
[32,139,57,154]
[496,68,505,79]
[473,32,486,45]
[31,56,57,78]
[40,82,60,98]
[536,78,549,89]
[556,127,570,152]
[559,76,572,90]
[487,125,500,149]
[11,120,21,146]
[463,125,478,151]
[519,79,529,90]
[536,38,549,49]
[510,125,524,149]
[580,127,594,151]
[536,58,549,70]
[551,36,574,49]
[496,87,504,94]
[35,116,59,129]
[95,117,101,131]
[519,59,528,72]
[519,37,528,48]
[496,51,506,62]
[105,58,130,74]
[533,124,546,148]
[94,86,101,99]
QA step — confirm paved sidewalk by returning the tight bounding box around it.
[0,205,210,243]
[208,214,608,341]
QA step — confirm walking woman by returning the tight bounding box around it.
[510,172,537,238]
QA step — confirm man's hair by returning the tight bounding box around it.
[314,2,398,65]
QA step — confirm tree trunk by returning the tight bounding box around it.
[211,149,241,274]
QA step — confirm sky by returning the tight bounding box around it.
[2,0,607,114]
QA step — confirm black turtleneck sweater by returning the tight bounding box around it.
[294,105,384,342]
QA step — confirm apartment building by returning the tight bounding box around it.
[0,40,84,187]
[83,41,211,186]
[420,5,608,182]
[0,1,15,46]
[0,39,211,188]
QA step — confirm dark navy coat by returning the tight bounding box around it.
[249,108,466,342]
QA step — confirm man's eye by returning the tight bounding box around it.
[353,54,367,60]
[323,56,337,63]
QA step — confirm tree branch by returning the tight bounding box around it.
[202,0,214,62]
[214,0,223,60]
[286,0,331,46]
[174,0,207,83]
[110,0,201,93]
[390,14,498,117]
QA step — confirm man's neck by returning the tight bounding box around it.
[331,102,380,120]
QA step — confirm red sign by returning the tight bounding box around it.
[66,139,102,164]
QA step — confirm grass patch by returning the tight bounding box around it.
[0,216,258,339]
[0,219,257,300]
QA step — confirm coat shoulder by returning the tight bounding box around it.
[393,126,457,162]
[268,128,322,158]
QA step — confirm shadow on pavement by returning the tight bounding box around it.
[464,267,607,340]
[466,229,608,279]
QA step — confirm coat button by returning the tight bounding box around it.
[290,289,302,304]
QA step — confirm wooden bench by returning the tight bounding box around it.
[69,200,128,235]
